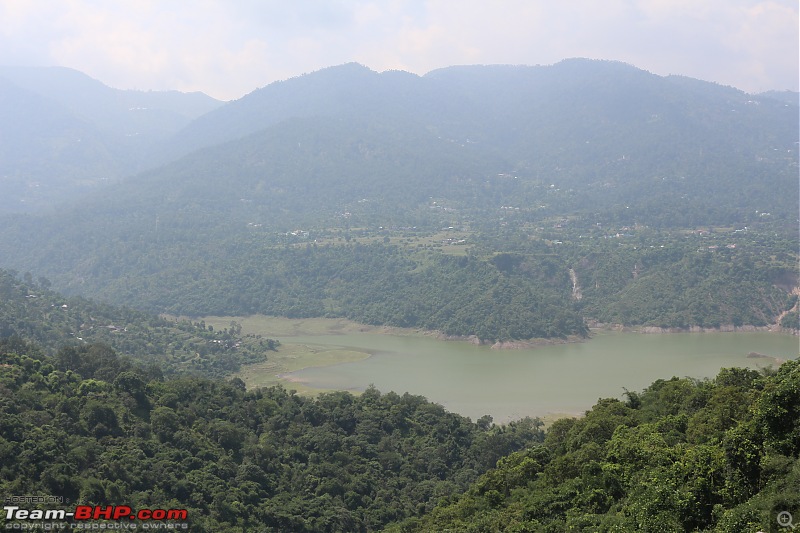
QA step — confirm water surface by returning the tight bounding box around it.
[287,331,797,422]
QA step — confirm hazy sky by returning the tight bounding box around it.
[1,0,797,100]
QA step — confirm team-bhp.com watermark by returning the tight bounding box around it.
[3,502,188,530]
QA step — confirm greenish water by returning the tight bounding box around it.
[287,331,798,422]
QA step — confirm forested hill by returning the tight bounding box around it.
[0,331,796,531]
[0,66,222,212]
[0,336,545,532]
[401,361,800,532]
[162,60,797,169]
[0,59,796,340]
[4,60,796,231]
[758,89,799,106]
[0,269,276,377]
[153,61,799,230]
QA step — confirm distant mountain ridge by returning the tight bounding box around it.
[2,60,795,214]
[0,66,222,212]
[758,89,799,105]
[0,66,220,126]
[161,59,797,163]
[113,59,799,231]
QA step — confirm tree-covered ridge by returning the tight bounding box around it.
[3,220,795,344]
[52,242,587,341]
[0,338,543,532]
[0,60,796,341]
[403,361,800,532]
[167,61,798,190]
[456,193,798,332]
[9,222,793,342]
[0,269,277,377]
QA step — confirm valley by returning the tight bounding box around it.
[0,71,795,341]
[0,59,797,532]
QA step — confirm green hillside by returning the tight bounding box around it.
[0,269,276,377]
[402,362,800,532]
[0,337,543,532]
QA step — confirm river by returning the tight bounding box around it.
[284,331,798,422]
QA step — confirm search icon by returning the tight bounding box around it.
[778,511,795,529]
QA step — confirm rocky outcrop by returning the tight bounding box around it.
[569,268,582,301]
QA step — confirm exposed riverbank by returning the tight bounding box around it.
[199,315,797,360]
[587,321,798,336]
[202,314,588,351]
[433,332,587,350]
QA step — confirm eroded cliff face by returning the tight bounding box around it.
[569,268,582,301]
[774,286,800,335]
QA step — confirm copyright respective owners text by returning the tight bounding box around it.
[3,499,189,530]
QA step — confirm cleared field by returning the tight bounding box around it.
[202,315,391,395]
[203,315,387,337]
[291,228,473,256]
[230,342,371,395]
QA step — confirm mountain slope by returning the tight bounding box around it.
[16,61,797,230]
[0,60,796,339]
[0,66,222,212]
[0,269,276,376]
[160,60,798,180]
[147,60,798,229]
[0,77,121,211]
[156,63,433,162]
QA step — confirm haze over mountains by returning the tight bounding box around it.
[0,59,797,340]
[0,66,222,211]
[2,59,797,213]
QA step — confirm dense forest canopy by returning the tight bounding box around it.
[0,336,544,532]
